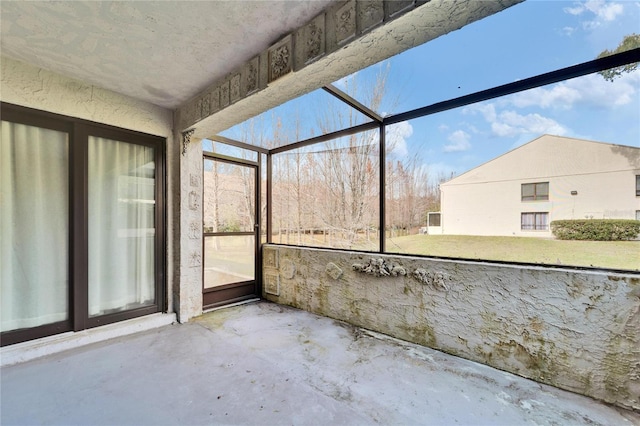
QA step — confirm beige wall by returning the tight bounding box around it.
[1,56,178,314]
[263,244,640,411]
[1,56,172,137]
[440,135,640,237]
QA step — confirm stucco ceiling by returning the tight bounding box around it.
[0,1,335,109]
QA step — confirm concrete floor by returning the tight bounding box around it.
[1,301,638,426]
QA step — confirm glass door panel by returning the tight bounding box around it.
[1,121,69,333]
[88,136,156,317]
[203,157,258,308]
[204,235,255,288]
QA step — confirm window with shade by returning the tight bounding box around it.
[0,103,166,346]
[521,182,549,202]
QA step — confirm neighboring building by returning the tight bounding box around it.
[439,135,640,237]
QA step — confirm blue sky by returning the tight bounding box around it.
[366,0,640,181]
[219,0,639,182]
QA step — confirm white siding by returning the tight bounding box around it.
[440,135,640,237]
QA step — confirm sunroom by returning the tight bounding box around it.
[1,0,639,417]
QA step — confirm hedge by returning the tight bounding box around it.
[551,219,640,241]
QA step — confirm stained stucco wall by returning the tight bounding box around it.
[262,244,640,411]
[1,55,178,314]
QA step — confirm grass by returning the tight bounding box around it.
[386,234,640,271]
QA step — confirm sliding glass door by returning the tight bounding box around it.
[0,103,165,346]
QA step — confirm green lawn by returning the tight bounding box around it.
[386,234,640,271]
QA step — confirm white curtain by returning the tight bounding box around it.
[88,137,155,316]
[0,121,69,332]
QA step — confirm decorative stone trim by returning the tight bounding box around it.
[352,258,406,277]
[268,35,293,83]
[220,80,230,108]
[413,268,451,291]
[210,87,220,113]
[188,191,200,210]
[182,0,435,129]
[188,221,200,239]
[201,93,211,119]
[387,0,415,18]
[181,128,195,156]
[189,251,202,268]
[325,262,343,280]
[244,56,260,95]
[335,0,357,45]
[265,273,280,296]
[304,14,325,64]
[281,258,296,279]
[264,248,278,268]
[230,73,241,103]
[359,0,384,33]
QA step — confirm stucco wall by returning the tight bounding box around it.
[1,55,177,314]
[263,244,640,411]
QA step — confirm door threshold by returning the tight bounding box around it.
[1,312,177,367]
[203,297,261,314]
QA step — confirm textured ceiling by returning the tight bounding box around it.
[0,1,335,109]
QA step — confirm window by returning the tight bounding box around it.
[272,131,380,251]
[636,211,640,221]
[1,103,165,346]
[636,175,639,196]
[522,182,549,202]
[521,212,549,231]
[428,213,441,227]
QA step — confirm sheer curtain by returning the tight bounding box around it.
[1,121,69,332]
[88,137,155,316]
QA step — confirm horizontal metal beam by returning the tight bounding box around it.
[203,152,259,167]
[270,121,379,154]
[209,134,270,155]
[323,84,384,123]
[385,48,640,126]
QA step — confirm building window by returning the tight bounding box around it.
[428,212,441,227]
[636,210,640,221]
[522,182,549,201]
[636,175,640,196]
[521,212,549,231]
[1,103,165,346]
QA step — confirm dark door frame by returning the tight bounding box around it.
[202,152,261,310]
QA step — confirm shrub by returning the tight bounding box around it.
[551,219,640,241]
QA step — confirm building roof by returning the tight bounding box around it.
[441,134,640,186]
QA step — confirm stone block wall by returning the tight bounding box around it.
[262,244,640,411]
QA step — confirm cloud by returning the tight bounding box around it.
[443,130,471,152]
[564,5,584,15]
[385,121,413,157]
[491,111,568,138]
[510,70,639,109]
[563,0,624,30]
[587,0,624,21]
[464,103,496,122]
[510,84,582,109]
